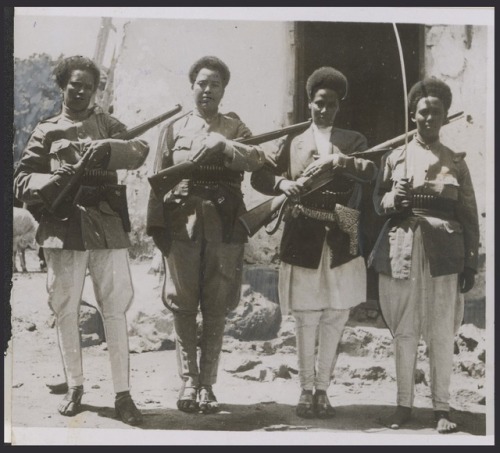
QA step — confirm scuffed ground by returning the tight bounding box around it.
[7,256,487,442]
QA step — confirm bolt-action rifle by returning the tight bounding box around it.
[239,111,464,237]
[147,119,312,201]
[38,104,183,219]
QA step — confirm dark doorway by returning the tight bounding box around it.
[294,21,422,304]
[294,21,422,145]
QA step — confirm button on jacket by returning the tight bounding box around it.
[369,138,479,278]
[14,106,150,250]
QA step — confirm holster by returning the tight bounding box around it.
[73,184,131,233]
[102,184,131,233]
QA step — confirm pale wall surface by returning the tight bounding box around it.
[424,24,488,256]
[110,18,294,254]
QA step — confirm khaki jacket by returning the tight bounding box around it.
[14,107,149,250]
[146,110,266,244]
[369,138,479,278]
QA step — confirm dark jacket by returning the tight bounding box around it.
[251,125,376,269]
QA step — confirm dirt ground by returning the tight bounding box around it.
[5,254,489,445]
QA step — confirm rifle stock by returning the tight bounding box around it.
[240,111,465,236]
[239,168,336,237]
[39,104,183,218]
[239,193,288,237]
[147,119,312,201]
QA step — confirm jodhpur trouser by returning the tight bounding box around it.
[163,239,244,388]
[378,227,464,411]
[292,308,350,391]
[44,248,133,393]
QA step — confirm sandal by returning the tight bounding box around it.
[198,386,220,414]
[384,406,412,429]
[115,393,143,426]
[58,386,83,417]
[177,385,199,413]
[314,390,336,419]
[296,389,314,418]
[435,411,457,434]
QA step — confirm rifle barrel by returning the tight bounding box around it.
[114,104,182,140]
[352,111,464,157]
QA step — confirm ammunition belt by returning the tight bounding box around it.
[80,169,118,186]
[191,164,243,183]
[191,180,242,190]
[300,188,353,211]
[411,194,456,212]
[289,204,338,222]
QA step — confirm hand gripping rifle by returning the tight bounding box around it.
[147,119,312,201]
[239,111,464,237]
[38,104,182,218]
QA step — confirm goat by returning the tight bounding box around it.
[13,207,39,273]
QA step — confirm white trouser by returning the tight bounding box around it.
[44,248,134,392]
[292,308,350,391]
[378,228,463,411]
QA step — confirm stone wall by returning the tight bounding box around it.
[424,24,489,309]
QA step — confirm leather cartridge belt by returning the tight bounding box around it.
[80,169,118,186]
[191,164,243,183]
[300,188,354,211]
[411,193,456,212]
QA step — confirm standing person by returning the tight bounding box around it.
[14,56,149,426]
[146,56,266,414]
[369,78,479,433]
[251,67,377,418]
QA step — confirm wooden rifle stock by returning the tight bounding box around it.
[39,104,183,218]
[147,119,312,201]
[239,111,465,236]
[239,168,337,237]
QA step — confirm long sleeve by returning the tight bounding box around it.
[455,159,479,271]
[14,126,54,205]
[373,150,404,216]
[103,114,150,170]
[250,135,292,196]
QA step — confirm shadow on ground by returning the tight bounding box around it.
[82,403,485,435]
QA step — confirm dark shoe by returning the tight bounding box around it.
[47,381,69,395]
[384,405,412,429]
[58,386,83,416]
[198,386,220,414]
[296,389,314,418]
[177,384,199,413]
[435,411,457,434]
[115,393,143,426]
[314,390,336,419]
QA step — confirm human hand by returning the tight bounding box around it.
[83,140,112,168]
[302,154,339,177]
[278,179,304,197]
[459,267,476,293]
[394,178,412,208]
[190,133,227,163]
[53,163,76,177]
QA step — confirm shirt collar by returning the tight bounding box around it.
[414,134,441,149]
[312,123,333,136]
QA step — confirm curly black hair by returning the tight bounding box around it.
[306,67,348,101]
[53,56,100,90]
[188,56,231,87]
[408,77,452,114]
